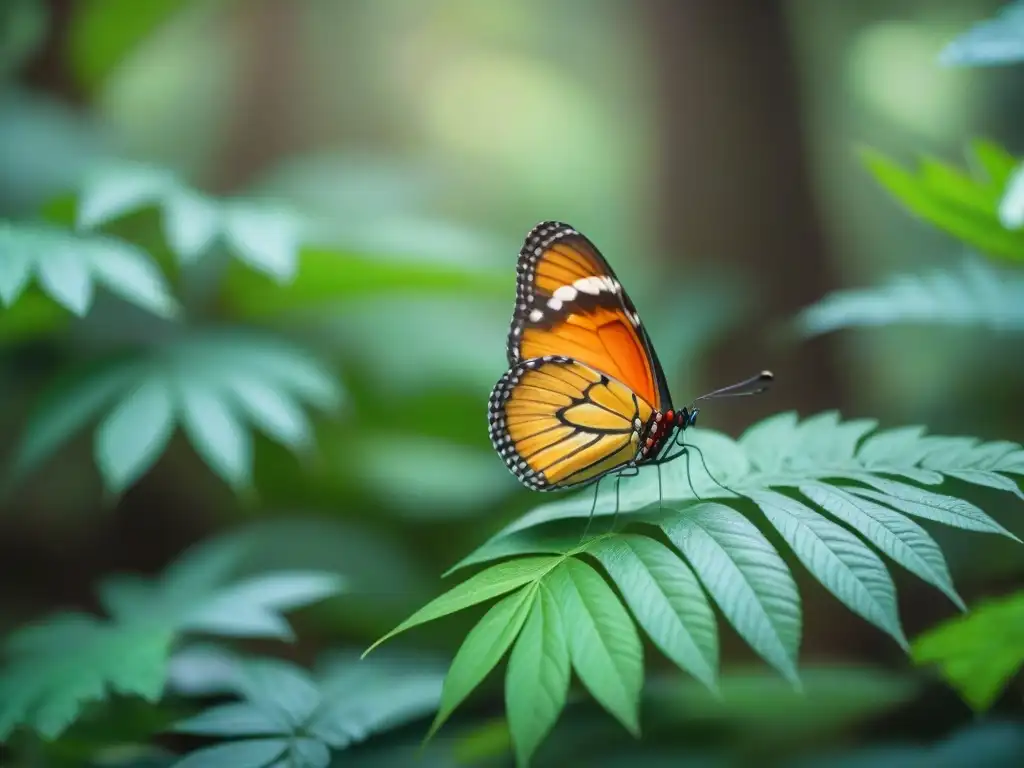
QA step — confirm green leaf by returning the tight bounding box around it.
[364,556,562,656]
[848,479,1017,539]
[750,491,907,649]
[428,586,536,740]
[176,377,252,489]
[799,482,964,610]
[913,589,1024,710]
[797,257,1024,337]
[169,649,445,765]
[169,738,289,768]
[590,534,718,691]
[505,584,570,768]
[8,330,342,494]
[939,1,1024,67]
[860,146,1024,263]
[74,163,306,278]
[173,703,291,736]
[662,503,801,684]
[95,375,176,492]
[222,204,301,282]
[180,573,344,641]
[548,558,643,736]
[309,650,445,748]
[0,221,178,317]
[0,539,342,741]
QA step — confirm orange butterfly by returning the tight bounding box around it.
[488,221,771,500]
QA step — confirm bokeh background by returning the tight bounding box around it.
[1,0,1022,765]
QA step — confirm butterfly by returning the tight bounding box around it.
[487,221,772,511]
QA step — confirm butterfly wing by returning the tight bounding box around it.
[506,221,673,413]
[488,355,655,491]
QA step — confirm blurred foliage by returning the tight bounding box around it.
[0,0,1023,767]
[913,588,1024,711]
[939,0,1024,68]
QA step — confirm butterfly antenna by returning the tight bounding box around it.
[692,370,774,405]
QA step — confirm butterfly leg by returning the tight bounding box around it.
[607,464,640,534]
[579,474,604,544]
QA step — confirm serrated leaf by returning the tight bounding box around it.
[662,503,801,684]
[169,738,289,768]
[428,585,535,740]
[364,556,561,655]
[95,375,176,492]
[797,257,1024,336]
[505,584,569,768]
[939,1,1024,67]
[590,534,718,691]
[750,491,907,649]
[547,558,643,736]
[848,479,1017,539]
[912,589,1024,711]
[799,482,964,610]
[173,702,291,736]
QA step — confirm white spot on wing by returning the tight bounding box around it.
[547,297,562,311]
[529,309,543,322]
[553,285,577,302]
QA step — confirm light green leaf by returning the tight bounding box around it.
[181,573,344,641]
[999,163,1024,229]
[34,241,92,315]
[799,482,964,610]
[169,738,289,768]
[364,556,561,656]
[797,257,1024,337]
[223,377,311,449]
[87,238,179,318]
[505,584,570,768]
[95,375,176,492]
[176,378,252,489]
[548,558,643,736]
[287,738,331,768]
[164,187,221,262]
[662,503,801,684]
[428,585,535,740]
[859,146,1024,263]
[0,221,178,317]
[0,245,32,304]
[173,703,291,736]
[738,411,799,474]
[939,1,1024,68]
[230,659,322,727]
[223,204,301,282]
[749,491,907,649]
[590,534,718,691]
[848,479,1017,539]
[913,589,1024,711]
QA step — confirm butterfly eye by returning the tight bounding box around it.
[687,409,699,427]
